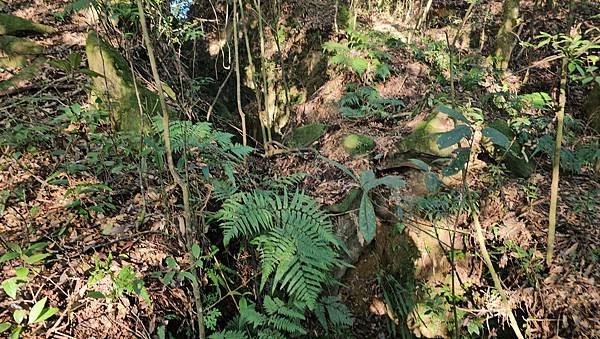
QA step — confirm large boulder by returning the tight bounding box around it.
[0,14,55,36]
[86,31,160,132]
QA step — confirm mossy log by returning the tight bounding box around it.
[85,31,160,132]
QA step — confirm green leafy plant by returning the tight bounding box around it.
[378,274,417,338]
[535,30,600,86]
[533,135,599,174]
[1,242,57,338]
[87,254,151,306]
[216,190,346,308]
[0,296,59,339]
[313,295,354,333]
[211,296,306,338]
[151,118,252,183]
[212,294,352,338]
[319,155,405,244]
[64,182,115,217]
[339,84,404,119]
[323,29,393,82]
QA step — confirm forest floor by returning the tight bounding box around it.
[1,0,599,338]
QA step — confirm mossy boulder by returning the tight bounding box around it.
[86,31,160,131]
[342,134,375,156]
[397,111,456,157]
[0,35,43,54]
[285,123,327,147]
[0,14,55,36]
[0,35,43,68]
[487,119,534,178]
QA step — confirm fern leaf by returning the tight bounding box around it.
[218,190,344,308]
[209,330,248,339]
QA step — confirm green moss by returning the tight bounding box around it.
[0,14,55,35]
[328,188,361,213]
[85,31,160,132]
[397,112,455,157]
[286,123,328,147]
[342,134,375,156]
[0,55,27,68]
[0,35,43,55]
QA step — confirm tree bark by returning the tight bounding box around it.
[494,0,521,71]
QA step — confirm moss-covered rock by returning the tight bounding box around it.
[0,35,43,55]
[0,55,27,68]
[0,35,44,69]
[0,14,55,36]
[86,31,160,131]
[342,134,375,156]
[397,111,456,157]
[488,119,534,178]
[285,123,327,147]
[328,188,361,214]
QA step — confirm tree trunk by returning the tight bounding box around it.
[494,0,521,71]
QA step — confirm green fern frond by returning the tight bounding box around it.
[218,190,343,308]
[314,295,354,333]
[257,329,286,339]
[212,179,238,201]
[264,173,308,191]
[209,330,248,339]
[322,41,349,53]
[239,297,267,329]
[263,296,306,320]
[267,315,307,335]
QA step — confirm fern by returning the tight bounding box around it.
[217,190,343,308]
[339,85,404,119]
[263,173,308,191]
[314,295,354,332]
[323,29,393,82]
[151,117,253,201]
[209,330,247,339]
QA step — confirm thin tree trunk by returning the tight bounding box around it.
[233,0,247,146]
[494,0,521,71]
[547,52,568,265]
[134,1,204,337]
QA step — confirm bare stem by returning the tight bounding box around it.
[133,0,203,337]
[547,53,567,265]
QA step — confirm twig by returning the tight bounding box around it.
[205,69,232,121]
[82,230,161,252]
[232,0,247,146]
[472,212,525,339]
